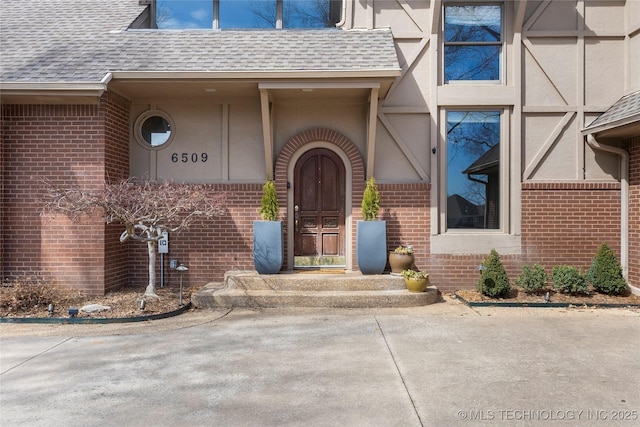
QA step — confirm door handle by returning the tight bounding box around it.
[294,205,300,232]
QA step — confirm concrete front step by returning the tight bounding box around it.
[192,271,439,309]
[224,270,407,291]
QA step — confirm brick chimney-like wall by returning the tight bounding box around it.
[628,136,640,289]
[1,103,107,294]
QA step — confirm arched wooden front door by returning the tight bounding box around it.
[293,148,346,268]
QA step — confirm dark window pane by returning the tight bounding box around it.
[444,45,500,81]
[156,0,213,29]
[446,111,500,229]
[141,116,171,147]
[445,5,501,42]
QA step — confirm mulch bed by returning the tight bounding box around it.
[456,286,640,307]
[1,284,194,319]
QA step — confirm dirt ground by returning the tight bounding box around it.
[2,281,640,320]
[456,286,640,306]
[0,284,193,319]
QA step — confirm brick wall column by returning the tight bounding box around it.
[0,108,4,279]
[101,91,131,293]
[1,92,132,295]
[628,136,640,288]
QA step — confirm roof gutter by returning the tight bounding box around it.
[0,73,113,100]
[585,133,632,291]
[109,69,402,80]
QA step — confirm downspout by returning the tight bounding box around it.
[586,134,629,283]
[336,0,347,27]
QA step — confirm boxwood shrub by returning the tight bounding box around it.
[476,249,511,298]
[552,265,589,295]
[587,243,627,295]
[515,264,548,293]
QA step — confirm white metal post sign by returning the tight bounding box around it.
[158,231,169,254]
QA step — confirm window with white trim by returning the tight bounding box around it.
[443,3,503,83]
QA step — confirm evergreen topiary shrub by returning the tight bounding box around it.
[476,249,511,298]
[587,243,627,295]
[259,179,279,221]
[515,264,548,293]
[361,177,380,221]
[552,265,588,295]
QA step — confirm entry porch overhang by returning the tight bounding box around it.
[107,70,399,180]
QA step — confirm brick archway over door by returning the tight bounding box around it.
[274,128,366,270]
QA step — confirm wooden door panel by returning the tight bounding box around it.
[294,148,345,263]
[301,233,317,255]
[322,234,339,256]
[321,156,339,211]
[299,157,318,211]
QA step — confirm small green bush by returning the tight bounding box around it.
[259,179,280,221]
[552,265,589,295]
[476,249,511,298]
[361,177,380,221]
[515,264,548,293]
[587,243,627,295]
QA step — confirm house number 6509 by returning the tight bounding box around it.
[171,153,208,163]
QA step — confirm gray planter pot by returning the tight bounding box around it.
[356,220,387,275]
[253,221,284,274]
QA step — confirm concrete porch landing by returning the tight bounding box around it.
[192,270,439,309]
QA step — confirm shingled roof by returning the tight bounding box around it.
[582,90,640,135]
[0,0,400,84]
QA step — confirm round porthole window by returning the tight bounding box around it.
[134,110,175,149]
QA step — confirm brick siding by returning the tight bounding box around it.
[1,109,630,295]
[628,136,640,288]
[1,92,130,295]
[521,181,622,277]
[126,184,262,289]
[0,111,4,278]
[102,92,131,293]
[378,182,430,267]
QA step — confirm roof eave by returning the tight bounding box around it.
[0,74,112,104]
[109,69,402,80]
[581,113,640,136]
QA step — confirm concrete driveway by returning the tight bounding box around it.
[1,298,639,426]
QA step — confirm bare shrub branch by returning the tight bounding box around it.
[42,178,227,297]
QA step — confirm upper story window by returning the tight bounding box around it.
[443,3,502,82]
[155,0,340,29]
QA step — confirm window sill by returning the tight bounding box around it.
[431,233,521,255]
